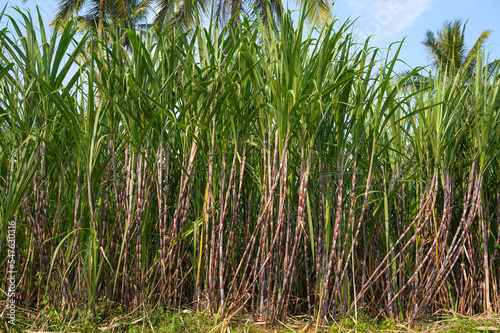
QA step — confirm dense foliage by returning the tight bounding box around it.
[1,7,500,323]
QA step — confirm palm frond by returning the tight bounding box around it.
[294,0,333,27]
[53,0,89,25]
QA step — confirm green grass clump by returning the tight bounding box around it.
[330,316,396,333]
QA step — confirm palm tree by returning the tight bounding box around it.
[400,19,493,91]
[153,0,207,29]
[53,0,332,35]
[154,0,333,30]
[423,19,491,77]
[54,0,105,38]
[53,0,153,38]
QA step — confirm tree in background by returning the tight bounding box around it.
[209,0,333,28]
[53,0,153,38]
[400,19,494,90]
[423,19,491,77]
[52,0,333,33]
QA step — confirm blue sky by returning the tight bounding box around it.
[3,0,500,72]
[329,0,500,71]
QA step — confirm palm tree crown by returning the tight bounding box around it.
[423,19,491,76]
[53,0,153,35]
[52,0,333,35]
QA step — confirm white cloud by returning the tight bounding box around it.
[347,0,435,41]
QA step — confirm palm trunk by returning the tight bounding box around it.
[98,0,104,40]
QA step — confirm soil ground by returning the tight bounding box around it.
[2,305,500,332]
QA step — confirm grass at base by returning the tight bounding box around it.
[3,305,500,332]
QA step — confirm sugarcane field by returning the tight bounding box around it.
[2,1,500,332]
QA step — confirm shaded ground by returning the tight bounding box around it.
[2,306,500,332]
